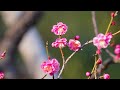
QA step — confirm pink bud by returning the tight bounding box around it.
[74,35,80,40]
[110,42,115,47]
[104,74,110,79]
[96,58,102,65]
[111,12,115,18]
[86,72,91,77]
[111,21,116,26]
[0,50,6,59]
[116,44,120,48]
[96,49,101,55]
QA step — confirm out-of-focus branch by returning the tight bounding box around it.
[91,11,98,36]
[0,11,43,69]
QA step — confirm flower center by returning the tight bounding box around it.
[99,40,106,47]
[44,65,52,72]
[73,42,79,48]
[58,28,63,33]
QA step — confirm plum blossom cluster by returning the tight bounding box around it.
[51,22,81,51]
[40,11,120,79]
[41,22,81,78]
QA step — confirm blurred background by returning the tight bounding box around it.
[0,11,120,79]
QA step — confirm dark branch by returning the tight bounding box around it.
[0,11,43,65]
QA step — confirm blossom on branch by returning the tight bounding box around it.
[103,74,110,79]
[41,58,60,76]
[52,38,67,48]
[68,39,81,51]
[93,33,112,49]
[51,22,68,35]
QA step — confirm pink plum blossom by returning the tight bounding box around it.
[103,74,110,79]
[51,22,68,35]
[93,33,112,49]
[41,58,60,76]
[114,44,120,55]
[0,72,4,79]
[52,38,67,48]
[68,39,81,51]
[114,55,120,62]
[86,72,91,77]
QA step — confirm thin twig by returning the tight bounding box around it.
[81,40,93,48]
[91,11,98,36]
[64,51,77,64]
[57,61,65,79]
[41,74,47,79]
[57,48,65,79]
[53,74,54,79]
[112,30,120,36]
[105,11,118,34]
[104,49,115,58]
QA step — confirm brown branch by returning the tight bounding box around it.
[91,11,98,36]
[90,58,114,79]
[90,49,116,79]
[0,11,43,65]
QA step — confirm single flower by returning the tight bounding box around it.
[51,22,68,35]
[41,58,60,76]
[103,74,110,79]
[68,39,81,51]
[93,33,112,49]
[52,38,67,48]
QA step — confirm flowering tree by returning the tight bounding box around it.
[0,11,120,79]
[40,11,120,79]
